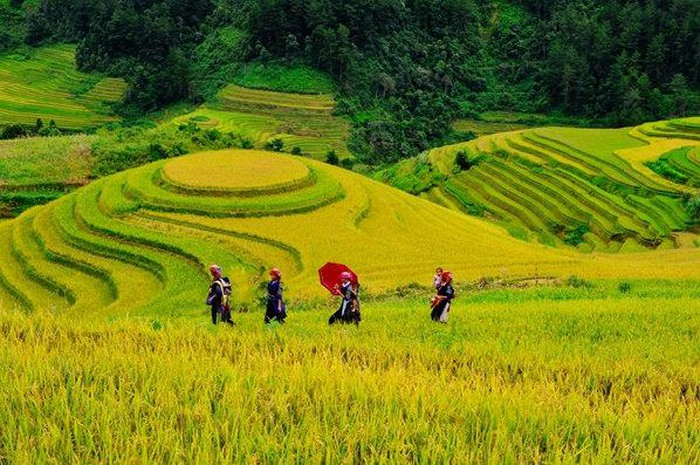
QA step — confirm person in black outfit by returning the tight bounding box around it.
[265,267,287,324]
[206,264,234,325]
[328,272,361,326]
[431,270,454,323]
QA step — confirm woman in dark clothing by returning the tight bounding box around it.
[206,264,234,325]
[431,270,454,323]
[328,272,361,326]
[265,267,287,324]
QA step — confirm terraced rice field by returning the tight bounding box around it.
[0,45,125,129]
[423,119,700,252]
[173,84,350,159]
[1,148,698,317]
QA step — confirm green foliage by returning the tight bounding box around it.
[453,149,486,173]
[618,281,632,294]
[9,0,700,165]
[264,138,284,152]
[373,156,445,195]
[646,147,699,187]
[91,123,247,177]
[325,149,339,166]
[563,224,590,247]
[686,196,700,222]
[0,0,27,52]
[232,61,335,95]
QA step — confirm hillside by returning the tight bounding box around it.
[172,84,350,160]
[379,118,700,253]
[0,44,125,130]
[1,148,698,317]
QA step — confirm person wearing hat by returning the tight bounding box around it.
[206,264,234,325]
[431,270,454,323]
[265,267,287,324]
[328,271,361,326]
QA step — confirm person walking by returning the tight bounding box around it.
[265,267,287,324]
[431,270,454,323]
[206,264,234,325]
[433,267,443,290]
[328,271,361,326]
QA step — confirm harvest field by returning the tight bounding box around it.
[1,283,698,463]
[412,118,700,252]
[172,84,350,160]
[0,44,125,129]
[0,146,698,462]
[0,147,698,315]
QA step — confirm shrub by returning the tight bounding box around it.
[291,146,303,156]
[265,138,284,152]
[326,150,339,165]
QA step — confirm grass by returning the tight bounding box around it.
[0,44,125,129]
[0,282,698,463]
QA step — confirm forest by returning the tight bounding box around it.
[2,0,699,163]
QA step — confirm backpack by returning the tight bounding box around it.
[216,277,232,313]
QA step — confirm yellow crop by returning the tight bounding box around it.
[1,289,698,462]
[1,144,699,314]
[162,150,311,192]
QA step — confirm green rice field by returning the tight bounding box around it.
[0,44,125,129]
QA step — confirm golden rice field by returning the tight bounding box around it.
[0,147,698,317]
[0,141,698,463]
[421,118,700,253]
[172,84,350,160]
[0,44,125,129]
[1,284,698,463]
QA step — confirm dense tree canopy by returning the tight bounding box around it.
[16,0,700,163]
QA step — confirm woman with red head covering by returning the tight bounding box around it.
[430,270,454,323]
[206,264,234,325]
[265,267,287,324]
[328,271,361,326]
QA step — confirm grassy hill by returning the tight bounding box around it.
[379,118,700,253]
[1,148,698,317]
[172,84,350,160]
[0,44,125,130]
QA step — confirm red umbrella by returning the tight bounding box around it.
[318,262,358,295]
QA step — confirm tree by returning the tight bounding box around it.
[265,138,284,152]
[325,149,339,165]
[668,73,691,116]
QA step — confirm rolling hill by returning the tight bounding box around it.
[1,148,698,317]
